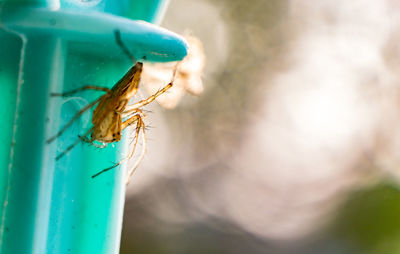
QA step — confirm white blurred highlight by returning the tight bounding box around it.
[126,0,400,242]
[223,0,400,239]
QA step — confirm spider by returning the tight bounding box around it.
[47,30,179,182]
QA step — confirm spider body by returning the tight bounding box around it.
[91,62,143,143]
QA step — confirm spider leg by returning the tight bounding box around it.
[120,108,146,121]
[55,128,93,160]
[91,114,145,178]
[51,85,111,97]
[47,94,108,144]
[121,112,147,184]
[123,84,172,113]
[123,63,180,114]
[126,122,146,185]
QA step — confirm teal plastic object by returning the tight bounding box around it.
[0,1,187,254]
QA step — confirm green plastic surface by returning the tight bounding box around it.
[0,1,187,253]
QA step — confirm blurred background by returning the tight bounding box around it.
[121,0,400,253]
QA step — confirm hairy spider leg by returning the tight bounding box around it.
[120,107,146,119]
[126,120,146,185]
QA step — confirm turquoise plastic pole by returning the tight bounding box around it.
[0,1,187,253]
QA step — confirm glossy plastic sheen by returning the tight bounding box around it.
[0,1,187,253]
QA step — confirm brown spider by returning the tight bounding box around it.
[47,30,179,182]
